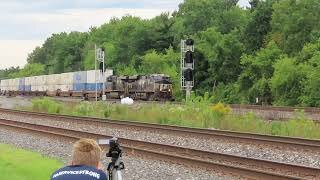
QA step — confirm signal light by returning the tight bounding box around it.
[185,50,193,64]
[186,38,194,46]
[184,68,193,81]
[99,62,105,72]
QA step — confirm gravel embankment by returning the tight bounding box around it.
[0,126,231,180]
[1,111,320,169]
[0,96,32,109]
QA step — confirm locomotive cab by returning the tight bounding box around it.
[151,74,173,101]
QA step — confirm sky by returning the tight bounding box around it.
[0,0,250,69]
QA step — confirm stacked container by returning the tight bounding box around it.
[47,74,61,91]
[86,70,104,91]
[25,77,32,92]
[59,72,74,92]
[0,79,8,91]
[8,78,19,91]
[19,78,25,91]
[73,71,87,91]
[0,69,113,94]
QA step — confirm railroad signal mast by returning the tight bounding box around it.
[181,39,195,101]
[95,45,106,101]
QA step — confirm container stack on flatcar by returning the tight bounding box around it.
[0,70,173,101]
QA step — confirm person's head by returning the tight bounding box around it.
[72,138,102,168]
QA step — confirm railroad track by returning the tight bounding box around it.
[0,118,319,180]
[230,104,320,114]
[1,108,320,151]
[49,96,320,113]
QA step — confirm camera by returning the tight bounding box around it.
[99,137,125,180]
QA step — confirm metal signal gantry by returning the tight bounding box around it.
[181,39,195,100]
[95,45,106,101]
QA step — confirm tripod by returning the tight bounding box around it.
[106,138,125,180]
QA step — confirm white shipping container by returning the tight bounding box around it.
[47,74,62,85]
[31,85,38,91]
[15,78,20,86]
[13,78,19,91]
[59,84,73,91]
[40,85,47,92]
[34,75,46,86]
[25,77,32,86]
[30,76,38,86]
[3,79,9,91]
[1,80,6,91]
[30,76,37,86]
[31,85,44,91]
[60,72,74,85]
[73,71,87,84]
[47,85,54,91]
[8,79,13,87]
[8,79,18,91]
[42,75,48,85]
[46,74,54,85]
[0,80,4,90]
[86,70,104,83]
[105,69,113,78]
[0,80,4,87]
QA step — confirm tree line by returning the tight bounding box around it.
[1,0,320,107]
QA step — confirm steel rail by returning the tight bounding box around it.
[1,118,319,180]
[1,108,320,151]
[230,104,320,114]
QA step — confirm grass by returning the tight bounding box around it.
[0,144,62,180]
[24,97,320,140]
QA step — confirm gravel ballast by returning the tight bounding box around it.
[1,111,320,169]
[0,126,231,180]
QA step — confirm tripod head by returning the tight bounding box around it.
[99,137,124,180]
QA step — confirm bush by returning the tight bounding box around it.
[74,102,94,116]
[211,103,231,115]
[28,94,320,140]
[31,98,62,114]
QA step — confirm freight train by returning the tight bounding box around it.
[0,70,173,101]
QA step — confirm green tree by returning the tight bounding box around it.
[298,40,320,106]
[243,0,276,53]
[27,32,88,74]
[271,0,320,54]
[176,0,246,35]
[0,67,20,79]
[195,28,244,92]
[8,63,45,78]
[270,57,306,106]
[238,41,283,103]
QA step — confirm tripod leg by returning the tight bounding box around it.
[112,169,122,180]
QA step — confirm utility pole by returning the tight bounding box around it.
[181,39,195,102]
[95,46,106,101]
[95,44,97,101]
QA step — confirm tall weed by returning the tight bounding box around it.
[29,94,320,140]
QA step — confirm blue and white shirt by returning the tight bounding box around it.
[51,165,107,180]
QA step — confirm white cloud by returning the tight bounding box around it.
[0,0,249,69]
[19,8,171,37]
[0,40,43,69]
[0,8,173,69]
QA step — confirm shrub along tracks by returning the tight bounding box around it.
[0,108,320,179]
